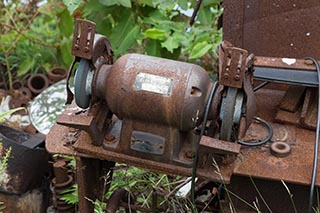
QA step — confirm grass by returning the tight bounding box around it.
[102,164,195,212]
[60,155,317,212]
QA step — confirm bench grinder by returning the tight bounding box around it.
[59,19,257,179]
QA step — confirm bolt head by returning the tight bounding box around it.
[304,59,314,65]
[185,150,195,159]
[105,134,115,141]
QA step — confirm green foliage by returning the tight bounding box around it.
[1,0,222,93]
[93,164,194,212]
[59,184,79,205]
[0,0,74,92]
[71,0,222,64]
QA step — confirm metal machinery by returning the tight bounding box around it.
[46,1,320,212]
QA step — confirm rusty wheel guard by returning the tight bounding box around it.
[46,19,320,211]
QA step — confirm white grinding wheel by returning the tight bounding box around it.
[74,59,92,109]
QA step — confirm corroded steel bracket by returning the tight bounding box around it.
[57,114,104,146]
[219,46,249,88]
[72,19,96,60]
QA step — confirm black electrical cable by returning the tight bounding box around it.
[305,57,320,213]
[237,116,273,146]
[190,81,218,207]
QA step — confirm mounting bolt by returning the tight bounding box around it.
[84,47,90,52]
[185,150,195,159]
[304,59,314,66]
[74,44,79,50]
[224,73,229,79]
[234,75,240,81]
[104,134,116,144]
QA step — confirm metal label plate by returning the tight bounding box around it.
[134,72,173,96]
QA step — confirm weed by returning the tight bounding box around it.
[0,143,12,212]
[281,180,297,213]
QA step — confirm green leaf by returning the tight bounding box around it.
[17,58,35,77]
[0,108,26,122]
[145,39,161,57]
[153,0,176,10]
[198,7,213,25]
[58,9,74,37]
[158,21,184,32]
[99,0,131,7]
[115,25,140,56]
[98,0,118,6]
[161,46,181,60]
[137,0,153,6]
[189,41,213,59]
[60,38,73,66]
[38,2,66,15]
[178,0,189,10]
[144,28,166,40]
[62,0,82,15]
[118,0,132,7]
[161,36,180,53]
[109,13,140,57]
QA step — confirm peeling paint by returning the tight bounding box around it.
[282,58,296,65]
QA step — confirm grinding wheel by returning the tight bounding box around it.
[219,87,244,141]
[74,59,92,109]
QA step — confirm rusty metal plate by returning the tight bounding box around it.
[223,0,320,58]
[234,87,320,186]
[254,56,320,70]
[45,102,91,157]
[72,133,235,182]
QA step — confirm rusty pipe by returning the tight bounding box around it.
[27,74,49,95]
[12,80,24,90]
[19,87,32,100]
[48,66,67,83]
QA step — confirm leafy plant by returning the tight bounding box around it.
[0,107,25,123]
[92,164,195,212]
[61,0,222,66]
[59,184,78,205]
[0,0,74,92]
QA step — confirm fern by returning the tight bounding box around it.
[59,184,78,205]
